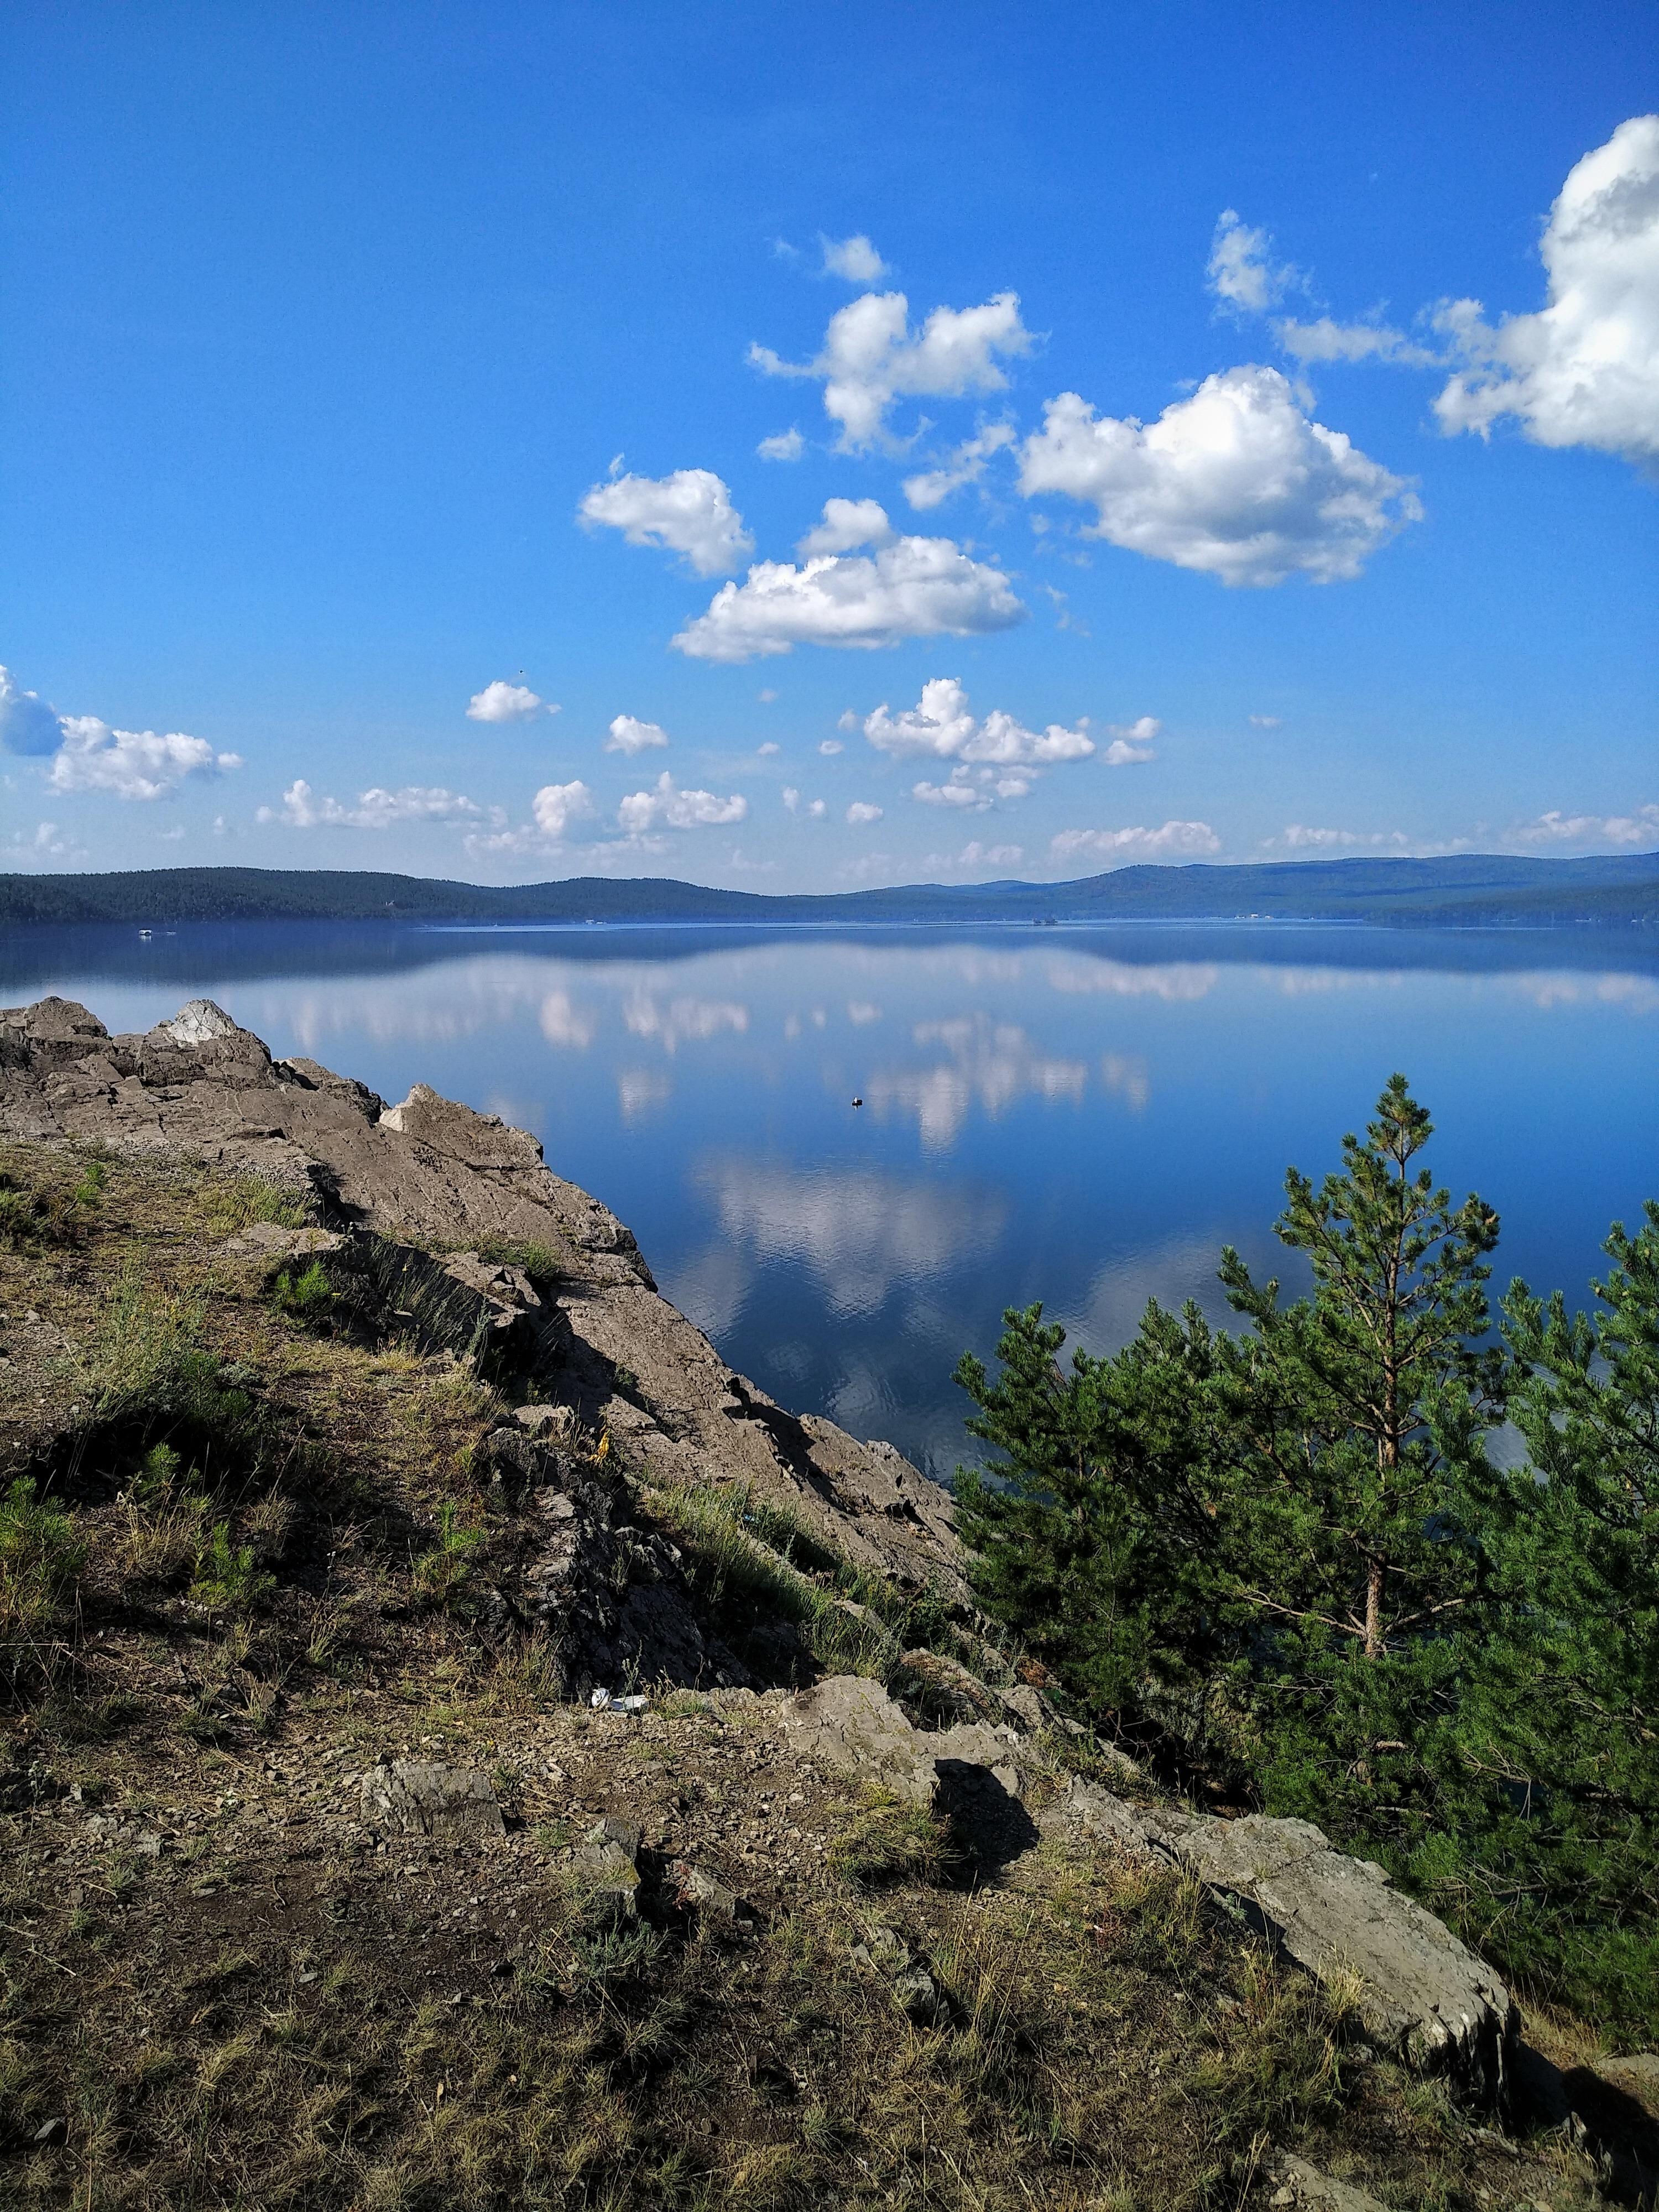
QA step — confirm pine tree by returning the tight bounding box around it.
[1205,1074,1505,1843]
[1459,1202,1659,2028]
[952,1300,1223,1718]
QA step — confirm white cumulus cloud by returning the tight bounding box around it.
[466,680,554,723]
[578,467,754,576]
[797,497,895,556]
[749,288,1032,451]
[618,771,747,833]
[1433,114,1659,469]
[820,233,889,283]
[264,780,489,831]
[1276,316,1437,367]
[863,675,1094,768]
[1019,367,1420,585]
[533,781,597,840]
[0,666,62,756]
[1051,821,1222,863]
[1104,715,1160,765]
[846,800,884,825]
[757,427,804,461]
[51,717,242,802]
[902,422,1018,509]
[1517,803,1659,848]
[1208,210,1297,313]
[671,534,1025,661]
[606,714,670,755]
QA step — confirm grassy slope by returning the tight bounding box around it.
[1,853,1657,928]
[0,1143,1620,2210]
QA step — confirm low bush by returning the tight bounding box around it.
[0,1478,86,1634]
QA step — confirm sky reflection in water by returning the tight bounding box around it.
[5,923,1655,1481]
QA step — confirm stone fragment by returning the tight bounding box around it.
[358,1762,505,1845]
[776,1676,936,1804]
[575,1817,641,1918]
[1260,2148,1387,2211]
[670,1860,747,1922]
[891,1965,946,2026]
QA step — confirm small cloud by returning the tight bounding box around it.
[618,770,747,832]
[1207,209,1297,314]
[606,714,671,755]
[757,740,781,755]
[467,680,554,723]
[796,497,894,558]
[902,421,1016,510]
[758,688,779,703]
[263,779,497,831]
[532,781,597,840]
[1516,803,1659,849]
[1249,714,1283,729]
[782,786,800,813]
[820,738,844,755]
[758,427,805,461]
[820,232,889,284]
[810,798,826,818]
[1052,821,1221,862]
[579,467,753,577]
[846,800,884,825]
[0,665,62,757]
[837,709,858,732]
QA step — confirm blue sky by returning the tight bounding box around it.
[2,2,1655,889]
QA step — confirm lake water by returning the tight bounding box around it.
[4,920,1655,1480]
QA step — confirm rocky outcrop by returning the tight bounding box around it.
[0,995,962,1595]
[1054,1780,1515,2104]
[473,1424,749,1695]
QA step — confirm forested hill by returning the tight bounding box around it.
[2,852,1657,928]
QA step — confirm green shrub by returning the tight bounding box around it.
[0,1478,87,1631]
[271,1258,335,1321]
[828,1784,959,1887]
[191,1521,274,1613]
[0,1151,107,1248]
[413,1498,486,1608]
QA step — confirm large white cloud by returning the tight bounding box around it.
[265,780,490,830]
[617,771,747,832]
[672,535,1025,661]
[466,680,554,723]
[0,666,62,756]
[578,467,754,576]
[1051,821,1221,863]
[750,288,1032,450]
[1434,114,1659,468]
[863,675,1093,766]
[51,717,242,801]
[605,714,670,755]
[1019,367,1420,585]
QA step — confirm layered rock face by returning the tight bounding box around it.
[0,995,961,1598]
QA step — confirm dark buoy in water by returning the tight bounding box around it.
[852,1096,863,1108]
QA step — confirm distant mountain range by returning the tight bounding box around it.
[2,853,1656,930]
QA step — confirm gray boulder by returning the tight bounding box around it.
[359,1761,505,1844]
[1051,1782,1514,2104]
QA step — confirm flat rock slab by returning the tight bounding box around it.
[360,1762,505,1844]
[1052,1783,1514,2104]
[1261,2148,1387,2211]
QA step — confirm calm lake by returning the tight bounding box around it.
[4,920,1656,1480]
